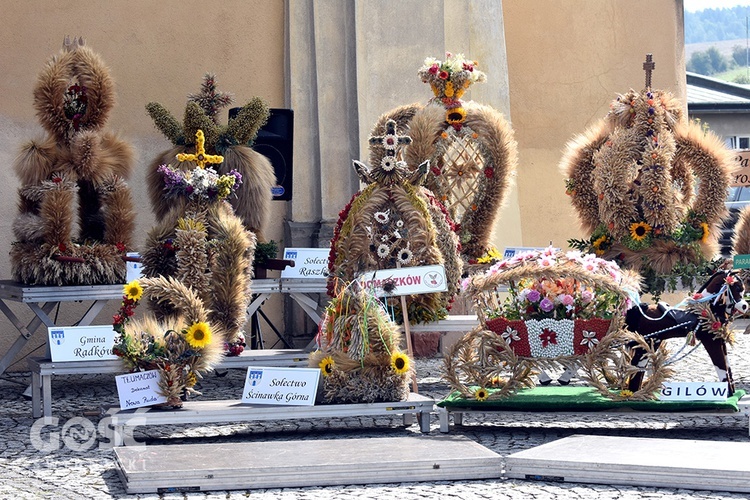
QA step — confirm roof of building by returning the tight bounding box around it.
[687,72,750,112]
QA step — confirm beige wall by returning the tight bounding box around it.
[0,0,286,370]
[503,0,686,249]
[0,0,687,370]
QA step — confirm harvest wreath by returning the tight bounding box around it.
[444,248,670,401]
[112,277,224,408]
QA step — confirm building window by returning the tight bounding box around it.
[725,136,750,150]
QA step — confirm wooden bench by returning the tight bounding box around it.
[28,350,309,418]
[105,392,435,445]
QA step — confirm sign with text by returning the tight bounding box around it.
[360,264,447,297]
[280,248,329,278]
[658,382,728,401]
[115,370,168,409]
[48,325,119,362]
[242,366,319,406]
[731,150,750,187]
[734,254,750,269]
[503,247,550,259]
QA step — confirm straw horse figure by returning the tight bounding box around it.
[625,269,748,396]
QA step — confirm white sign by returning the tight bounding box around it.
[503,247,550,259]
[125,252,143,282]
[730,149,750,187]
[48,325,119,362]
[280,248,330,278]
[360,265,447,297]
[115,370,168,409]
[242,366,320,406]
[658,382,729,401]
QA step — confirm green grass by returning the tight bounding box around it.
[713,66,750,83]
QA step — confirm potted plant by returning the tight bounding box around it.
[253,240,294,278]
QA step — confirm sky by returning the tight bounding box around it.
[684,0,750,12]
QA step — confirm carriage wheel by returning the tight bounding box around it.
[443,326,536,400]
[580,329,673,401]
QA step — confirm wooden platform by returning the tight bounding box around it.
[28,350,309,417]
[105,392,435,445]
[506,434,750,493]
[114,435,502,493]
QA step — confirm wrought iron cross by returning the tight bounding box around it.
[643,53,655,89]
[369,119,412,154]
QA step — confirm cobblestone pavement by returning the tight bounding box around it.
[1,322,749,499]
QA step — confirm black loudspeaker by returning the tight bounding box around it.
[228,107,293,201]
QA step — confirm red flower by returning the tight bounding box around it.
[438,71,449,80]
[113,314,124,324]
[52,176,63,183]
[116,242,126,252]
[484,167,494,178]
[431,166,441,176]
[429,64,439,74]
[539,329,558,348]
[58,243,67,253]
[711,321,722,331]
[462,62,474,72]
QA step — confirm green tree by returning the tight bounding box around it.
[687,50,713,75]
[707,46,729,73]
[733,44,749,67]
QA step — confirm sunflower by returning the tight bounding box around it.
[390,351,410,374]
[319,356,335,377]
[123,280,143,301]
[619,389,634,399]
[185,322,212,349]
[629,221,652,241]
[445,107,467,125]
[474,387,489,401]
[592,235,610,256]
[185,371,197,388]
[700,222,710,243]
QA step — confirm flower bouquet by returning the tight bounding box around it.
[444,247,655,400]
[112,277,225,407]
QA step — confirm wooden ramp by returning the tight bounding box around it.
[114,435,502,493]
[506,434,750,493]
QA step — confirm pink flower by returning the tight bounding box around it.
[438,71,449,80]
[692,293,703,300]
[711,321,722,330]
[581,290,594,304]
[429,64,439,74]
[538,257,555,267]
[560,294,575,306]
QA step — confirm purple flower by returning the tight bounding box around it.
[229,169,243,186]
[539,298,554,312]
[526,289,541,303]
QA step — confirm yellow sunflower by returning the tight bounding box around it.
[319,356,335,377]
[474,387,489,401]
[629,222,652,241]
[592,235,609,256]
[123,280,143,301]
[185,322,212,349]
[185,371,197,388]
[619,389,634,399]
[445,107,467,125]
[700,222,710,243]
[390,351,411,375]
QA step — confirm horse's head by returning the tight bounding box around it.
[699,270,748,318]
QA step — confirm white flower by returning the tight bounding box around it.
[502,326,520,344]
[374,210,389,224]
[377,244,390,258]
[381,134,399,151]
[580,330,599,349]
[396,220,404,228]
[381,157,396,171]
[397,247,413,265]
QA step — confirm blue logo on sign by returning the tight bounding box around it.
[285,250,298,259]
[249,369,263,386]
[50,329,65,345]
[271,186,285,196]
